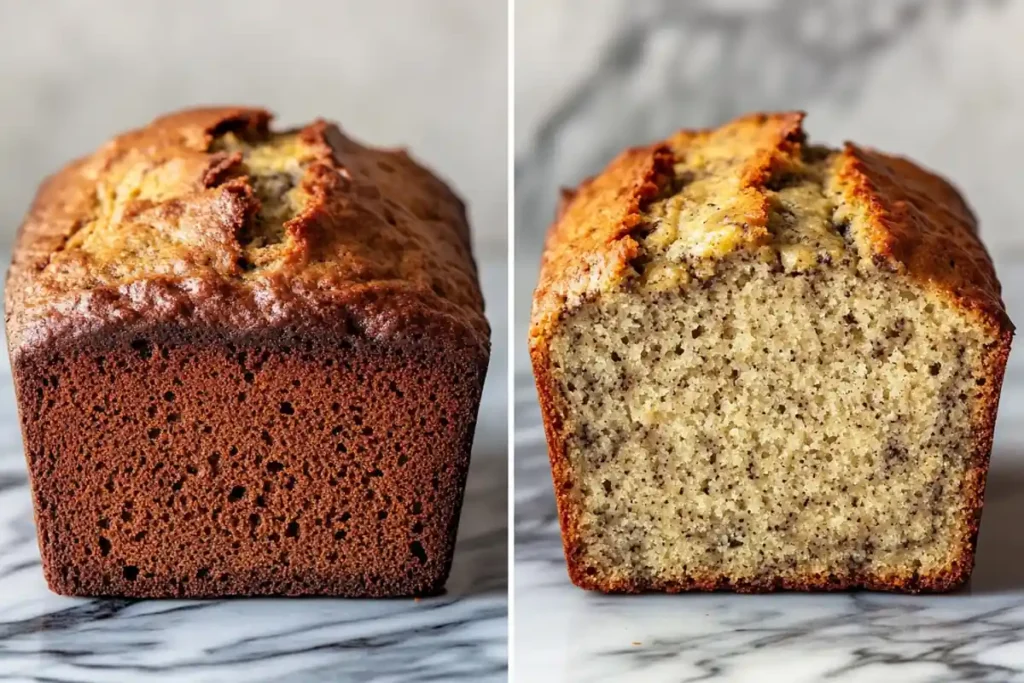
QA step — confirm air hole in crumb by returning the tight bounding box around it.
[334,530,347,540]
[411,502,422,514]
[397,454,409,466]
[243,372,255,383]
[929,362,942,376]
[279,402,294,415]
[691,326,704,339]
[147,428,161,440]
[285,521,300,538]
[267,461,284,473]
[197,567,209,579]
[610,351,622,362]
[249,514,261,528]
[378,511,388,520]
[228,486,246,502]
[123,565,139,581]
[131,339,153,359]
[410,541,428,564]
[163,391,175,402]
[99,537,111,556]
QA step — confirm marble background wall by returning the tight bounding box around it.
[0,0,508,258]
[515,0,1024,372]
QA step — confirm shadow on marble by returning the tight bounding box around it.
[966,455,1024,594]
[445,446,509,599]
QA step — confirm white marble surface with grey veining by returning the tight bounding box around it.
[514,1,1024,680]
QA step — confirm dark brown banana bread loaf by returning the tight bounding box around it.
[6,106,490,598]
[530,111,1012,593]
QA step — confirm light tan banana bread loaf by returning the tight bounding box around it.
[6,106,489,598]
[530,111,1012,593]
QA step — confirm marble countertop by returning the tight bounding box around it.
[0,255,508,683]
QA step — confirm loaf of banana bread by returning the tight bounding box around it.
[530,111,1012,593]
[6,107,489,597]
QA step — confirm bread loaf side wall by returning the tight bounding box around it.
[15,325,484,597]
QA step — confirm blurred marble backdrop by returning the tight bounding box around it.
[515,0,1024,369]
[0,0,507,257]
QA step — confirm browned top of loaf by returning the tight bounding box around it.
[531,111,1010,343]
[6,107,487,357]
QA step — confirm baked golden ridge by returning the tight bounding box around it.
[8,106,487,356]
[530,111,1012,593]
[6,107,489,598]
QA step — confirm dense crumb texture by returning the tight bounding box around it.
[6,107,489,597]
[531,112,1012,593]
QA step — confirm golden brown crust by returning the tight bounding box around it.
[530,144,674,343]
[6,106,487,360]
[530,112,1009,341]
[831,143,1009,334]
[530,111,1014,593]
[530,145,673,587]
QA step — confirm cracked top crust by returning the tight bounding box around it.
[531,111,1010,344]
[6,107,488,358]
